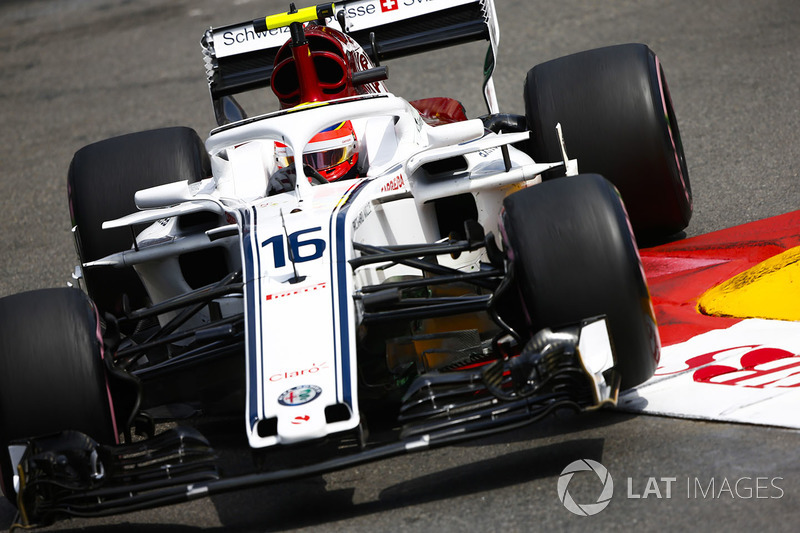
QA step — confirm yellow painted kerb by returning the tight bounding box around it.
[698,246,800,321]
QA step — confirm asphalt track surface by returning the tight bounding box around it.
[0,0,798,531]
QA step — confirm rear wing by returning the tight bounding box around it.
[201,0,500,126]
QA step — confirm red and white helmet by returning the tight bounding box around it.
[275,121,359,182]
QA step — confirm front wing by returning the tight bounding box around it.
[10,318,617,528]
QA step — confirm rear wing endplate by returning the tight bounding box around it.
[202,0,500,125]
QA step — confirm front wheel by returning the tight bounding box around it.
[524,44,692,243]
[68,127,211,317]
[0,288,116,503]
[500,174,660,390]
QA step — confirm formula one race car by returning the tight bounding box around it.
[0,1,691,527]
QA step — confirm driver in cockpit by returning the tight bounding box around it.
[274,120,359,182]
[267,120,359,195]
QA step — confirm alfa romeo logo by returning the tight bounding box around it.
[278,385,322,406]
[557,459,614,516]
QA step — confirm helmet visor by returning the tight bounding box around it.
[275,144,355,171]
[301,144,355,171]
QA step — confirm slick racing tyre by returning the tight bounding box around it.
[68,126,211,317]
[0,288,116,503]
[524,43,691,243]
[501,174,660,390]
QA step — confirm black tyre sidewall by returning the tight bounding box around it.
[0,288,115,501]
[524,43,691,241]
[501,175,660,390]
[68,126,210,315]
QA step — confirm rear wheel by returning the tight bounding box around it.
[68,127,211,316]
[0,288,116,503]
[501,174,660,390]
[524,43,691,242]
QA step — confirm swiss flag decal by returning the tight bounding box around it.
[380,0,400,12]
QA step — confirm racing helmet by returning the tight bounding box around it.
[275,121,359,182]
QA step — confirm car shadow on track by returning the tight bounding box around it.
[207,438,607,531]
[206,410,635,531]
